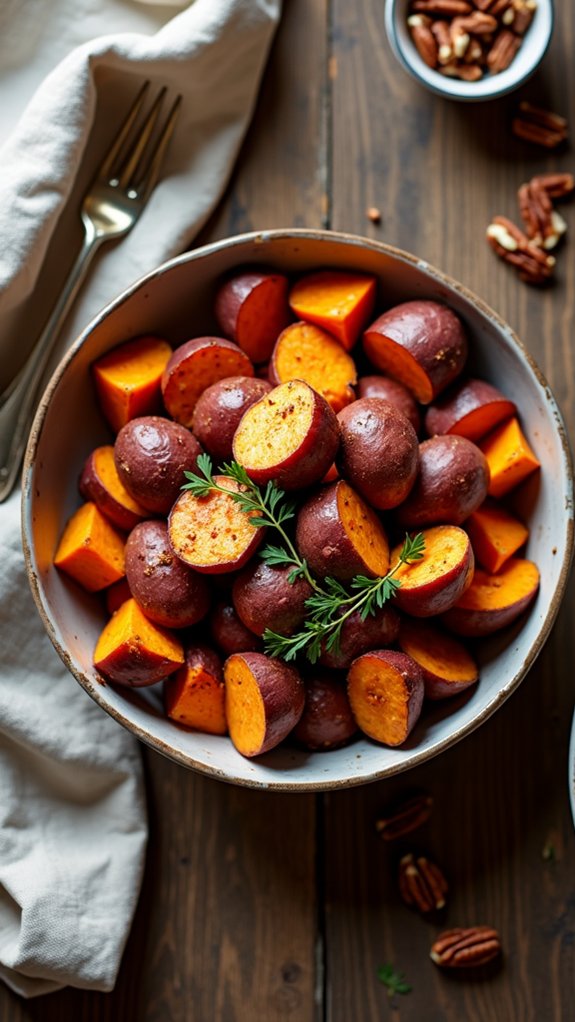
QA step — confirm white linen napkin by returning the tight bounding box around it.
[0,0,281,998]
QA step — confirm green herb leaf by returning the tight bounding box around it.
[377,963,412,997]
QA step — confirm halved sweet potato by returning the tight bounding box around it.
[161,337,254,426]
[424,377,516,442]
[92,335,172,434]
[209,601,262,655]
[79,445,149,532]
[296,479,390,581]
[357,374,421,434]
[398,617,479,700]
[363,300,468,404]
[125,520,211,629]
[318,605,400,670]
[168,475,264,574]
[54,501,125,592]
[164,644,226,735]
[232,562,313,637]
[94,598,184,687]
[114,415,202,516]
[292,672,358,751]
[347,649,424,747]
[224,651,305,757]
[479,417,541,498]
[232,380,340,490]
[337,398,419,510]
[442,558,540,636]
[289,270,377,351]
[269,321,357,412]
[214,270,291,363]
[391,525,474,617]
[395,435,490,529]
[191,376,272,462]
[465,500,529,573]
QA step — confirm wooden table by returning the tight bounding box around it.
[3,2,575,1019]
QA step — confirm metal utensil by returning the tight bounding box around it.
[0,80,181,502]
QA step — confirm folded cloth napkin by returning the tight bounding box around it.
[0,0,281,998]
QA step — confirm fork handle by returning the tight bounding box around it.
[0,221,102,502]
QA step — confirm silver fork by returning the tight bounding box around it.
[0,80,181,502]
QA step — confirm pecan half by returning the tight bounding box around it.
[399,853,448,913]
[510,0,537,34]
[456,10,498,31]
[512,102,568,148]
[487,216,555,284]
[412,0,474,15]
[375,793,433,841]
[430,19,454,63]
[408,15,439,67]
[430,926,502,968]
[486,28,521,72]
[531,172,574,200]
[517,180,553,244]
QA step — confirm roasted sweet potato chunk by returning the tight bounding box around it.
[479,417,541,498]
[398,618,479,700]
[161,337,254,426]
[94,598,184,687]
[347,649,424,747]
[224,651,305,757]
[168,475,264,574]
[214,270,291,363]
[54,501,125,592]
[164,644,227,735]
[79,445,149,532]
[232,380,340,490]
[442,558,540,636]
[125,520,211,628]
[292,672,358,750]
[289,270,377,350]
[390,525,474,617]
[465,500,529,573]
[296,479,390,581]
[270,321,357,412]
[92,335,172,433]
[424,377,516,442]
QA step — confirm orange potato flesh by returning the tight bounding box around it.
[233,381,314,470]
[466,501,529,573]
[398,618,478,698]
[347,652,423,746]
[289,271,377,350]
[94,598,184,686]
[480,417,541,498]
[445,403,515,442]
[162,339,254,427]
[451,559,540,613]
[165,664,227,735]
[54,502,125,592]
[92,335,172,433]
[391,526,470,594]
[337,480,390,576]
[272,321,357,412]
[168,476,263,573]
[363,334,435,404]
[224,655,267,757]
[233,274,291,363]
[80,445,149,528]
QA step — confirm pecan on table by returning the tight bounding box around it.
[430,926,502,968]
[375,792,433,841]
[398,853,448,913]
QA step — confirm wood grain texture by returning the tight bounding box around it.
[326,1,575,1019]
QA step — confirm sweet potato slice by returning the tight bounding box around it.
[164,644,227,735]
[479,417,541,498]
[363,300,468,404]
[269,321,357,412]
[161,337,254,426]
[390,525,474,617]
[92,335,172,434]
[224,651,305,757]
[54,501,125,592]
[347,649,424,747]
[214,270,291,363]
[424,377,516,442]
[192,376,272,462]
[94,598,184,687]
[168,475,264,574]
[232,380,340,490]
[442,558,540,636]
[79,445,149,532]
[398,618,479,700]
[296,479,390,581]
[465,500,529,573]
[289,270,377,351]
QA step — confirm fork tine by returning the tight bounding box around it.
[98,80,151,182]
[135,94,182,200]
[116,86,168,191]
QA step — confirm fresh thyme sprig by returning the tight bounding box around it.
[377,962,412,998]
[182,457,425,664]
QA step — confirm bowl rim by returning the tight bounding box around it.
[384,0,555,102]
[21,227,575,791]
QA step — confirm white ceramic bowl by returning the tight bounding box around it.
[22,229,573,790]
[385,0,554,102]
